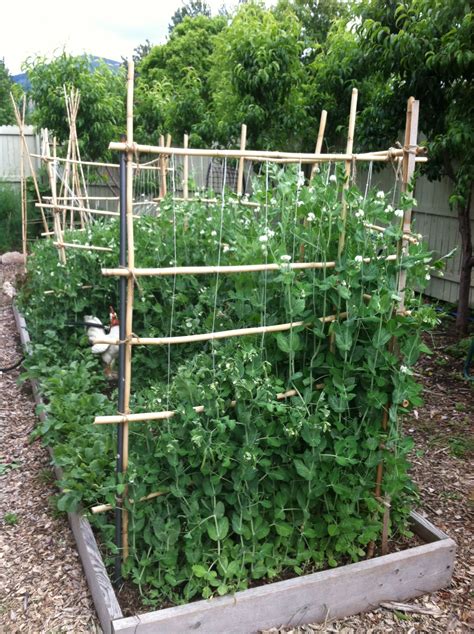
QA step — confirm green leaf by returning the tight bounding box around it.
[294,458,313,481]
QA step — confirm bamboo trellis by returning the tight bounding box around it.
[88,61,423,579]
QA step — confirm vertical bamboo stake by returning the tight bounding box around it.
[368,97,420,559]
[46,134,66,264]
[19,96,27,263]
[310,110,327,180]
[398,97,420,311]
[237,124,247,196]
[337,89,358,257]
[10,93,49,235]
[121,59,136,563]
[183,134,189,200]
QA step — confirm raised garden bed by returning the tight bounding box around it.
[14,305,456,634]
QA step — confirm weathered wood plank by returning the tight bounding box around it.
[410,510,450,543]
[112,538,456,634]
[13,306,123,634]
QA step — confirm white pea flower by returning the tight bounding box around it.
[280,255,292,263]
[385,204,393,213]
[376,190,385,199]
[211,230,217,237]
[354,255,364,263]
[243,451,252,462]
[206,216,212,222]
[355,209,364,218]
[297,200,304,207]
[400,365,412,375]
[394,209,404,217]
[297,171,305,188]
[223,244,230,253]
[307,212,316,222]
[425,273,431,281]
[266,228,275,238]
[259,234,268,243]
[270,197,277,205]
[329,174,337,183]
[200,229,205,235]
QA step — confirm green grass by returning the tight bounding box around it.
[3,512,19,526]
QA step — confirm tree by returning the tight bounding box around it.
[168,0,211,33]
[24,53,126,161]
[355,0,473,334]
[135,14,226,145]
[209,2,306,149]
[0,59,15,125]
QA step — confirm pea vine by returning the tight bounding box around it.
[19,165,441,605]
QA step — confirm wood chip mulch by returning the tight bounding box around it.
[0,262,101,633]
[0,260,472,633]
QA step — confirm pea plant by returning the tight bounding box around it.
[20,165,440,605]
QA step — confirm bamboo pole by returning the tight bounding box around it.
[43,196,119,201]
[45,134,66,264]
[338,89,358,257]
[19,96,27,263]
[95,385,323,426]
[93,312,347,347]
[310,110,328,179]
[183,134,189,200]
[364,222,420,244]
[398,98,420,311]
[37,202,139,219]
[53,241,113,252]
[91,490,166,514]
[9,94,49,235]
[101,255,397,278]
[237,124,247,196]
[121,59,136,562]
[108,142,427,164]
[31,153,171,171]
[368,97,421,560]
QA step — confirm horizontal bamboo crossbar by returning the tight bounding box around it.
[94,386,318,426]
[364,222,420,244]
[31,153,172,171]
[101,254,398,278]
[91,490,165,514]
[93,312,347,347]
[44,195,119,201]
[54,241,113,252]
[109,142,427,164]
[37,203,140,220]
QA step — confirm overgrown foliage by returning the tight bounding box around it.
[0,58,16,125]
[23,53,125,161]
[20,167,439,604]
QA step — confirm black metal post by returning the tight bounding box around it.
[114,144,127,585]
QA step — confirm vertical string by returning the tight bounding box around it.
[364,161,373,200]
[211,157,227,373]
[166,154,178,409]
[260,161,270,351]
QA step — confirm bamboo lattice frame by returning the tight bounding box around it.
[80,62,422,572]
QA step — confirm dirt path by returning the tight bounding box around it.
[0,262,100,633]
[0,260,472,632]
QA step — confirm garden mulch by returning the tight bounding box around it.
[0,259,472,633]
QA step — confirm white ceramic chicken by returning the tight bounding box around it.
[85,306,120,376]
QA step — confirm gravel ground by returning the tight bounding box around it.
[0,259,472,633]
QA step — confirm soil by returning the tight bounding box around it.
[0,260,472,633]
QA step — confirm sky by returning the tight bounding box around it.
[2,0,247,75]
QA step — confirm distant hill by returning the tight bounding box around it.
[12,55,121,91]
